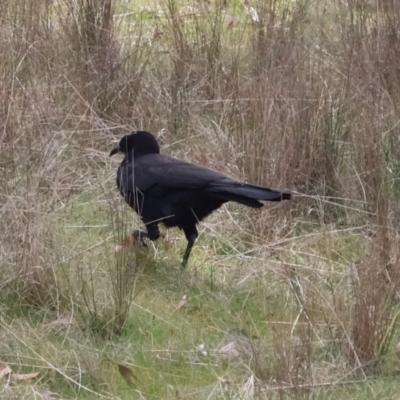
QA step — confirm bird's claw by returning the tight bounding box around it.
[133,230,148,247]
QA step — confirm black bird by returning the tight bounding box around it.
[110,131,291,268]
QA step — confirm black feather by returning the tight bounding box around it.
[110,131,291,268]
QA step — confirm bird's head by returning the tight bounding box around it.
[110,131,160,158]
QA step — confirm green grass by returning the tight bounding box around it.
[2,168,399,399]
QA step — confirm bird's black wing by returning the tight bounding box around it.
[119,153,290,203]
[120,153,229,194]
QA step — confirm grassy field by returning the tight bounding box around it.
[2,0,400,398]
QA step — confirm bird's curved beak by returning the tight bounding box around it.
[109,145,120,157]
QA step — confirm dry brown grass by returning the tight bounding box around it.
[1,0,400,398]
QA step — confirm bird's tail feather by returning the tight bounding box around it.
[208,183,291,207]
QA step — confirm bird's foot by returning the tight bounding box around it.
[133,229,148,247]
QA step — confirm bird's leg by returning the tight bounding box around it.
[181,226,198,269]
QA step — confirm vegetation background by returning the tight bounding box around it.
[1,0,400,398]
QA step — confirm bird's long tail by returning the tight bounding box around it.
[208,182,291,208]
